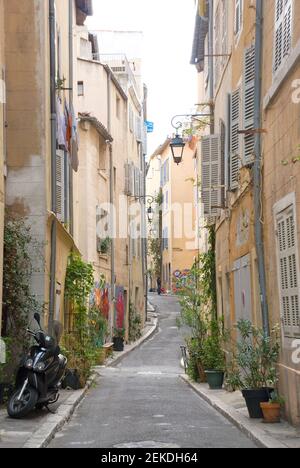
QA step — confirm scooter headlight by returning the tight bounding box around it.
[34,362,46,372]
[25,359,34,369]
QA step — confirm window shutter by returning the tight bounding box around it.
[124,163,130,195]
[56,150,65,222]
[230,89,241,189]
[276,205,300,337]
[274,0,292,73]
[130,163,135,196]
[243,45,255,165]
[201,135,221,217]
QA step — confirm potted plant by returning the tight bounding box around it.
[203,320,227,390]
[113,328,125,352]
[99,237,111,255]
[260,391,285,424]
[227,320,280,419]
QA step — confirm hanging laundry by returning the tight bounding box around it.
[56,97,67,151]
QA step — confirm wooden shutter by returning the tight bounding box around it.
[56,150,65,222]
[201,135,221,217]
[230,89,241,189]
[243,46,255,165]
[274,0,293,73]
[276,205,300,337]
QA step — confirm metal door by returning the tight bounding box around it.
[233,254,253,324]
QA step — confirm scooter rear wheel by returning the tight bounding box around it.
[7,387,38,419]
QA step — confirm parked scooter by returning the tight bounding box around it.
[7,313,67,419]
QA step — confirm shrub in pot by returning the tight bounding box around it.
[113,328,125,352]
[260,391,285,424]
[203,320,227,390]
[227,320,280,419]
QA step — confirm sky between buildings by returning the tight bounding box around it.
[87,0,198,157]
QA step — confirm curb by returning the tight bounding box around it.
[106,316,159,368]
[23,373,98,449]
[180,375,287,449]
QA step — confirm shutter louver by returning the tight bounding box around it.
[230,89,241,189]
[243,46,255,165]
[276,206,300,337]
[201,135,221,217]
[56,150,65,222]
[274,0,293,73]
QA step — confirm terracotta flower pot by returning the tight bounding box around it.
[260,402,281,423]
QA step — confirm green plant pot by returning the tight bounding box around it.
[205,370,225,390]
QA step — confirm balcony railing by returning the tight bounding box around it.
[96,53,139,94]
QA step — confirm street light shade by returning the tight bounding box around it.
[170,134,185,165]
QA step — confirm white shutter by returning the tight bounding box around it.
[274,0,293,74]
[243,46,255,165]
[56,150,65,222]
[201,135,221,217]
[230,89,241,189]
[276,205,300,337]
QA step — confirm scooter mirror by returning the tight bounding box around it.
[34,313,41,328]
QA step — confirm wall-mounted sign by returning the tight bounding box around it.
[145,121,154,133]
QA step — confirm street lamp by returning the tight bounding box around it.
[170,134,185,165]
[147,206,154,224]
[170,113,212,165]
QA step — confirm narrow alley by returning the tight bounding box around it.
[48,296,255,449]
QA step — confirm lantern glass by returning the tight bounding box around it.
[170,135,185,164]
[147,206,154,223]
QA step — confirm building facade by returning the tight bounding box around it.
[192,0,300,425]
[262,0,300,425]
[3,0,91,330]
[0,0,5,334]
[148,140,198,293]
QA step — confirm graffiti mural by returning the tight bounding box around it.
[90,282,110,320]
[173,269,191,292]
[115,287,125,330]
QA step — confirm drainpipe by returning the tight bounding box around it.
[253,0,270,336]
[208,0,214,135]
[49,0,57,333]
[68,0,74,236]
[107,70,115,334]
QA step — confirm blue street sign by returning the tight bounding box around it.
[145,121,154,133]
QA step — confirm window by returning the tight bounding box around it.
[165,191,169,211]
[274,0,293,74]
[234,0,243,36]
[163,227,169,250]
[77,81,84,96]
[275,198,300,337]
[214,0,228,86]
[129,105,134,133]
[116,96,121,119]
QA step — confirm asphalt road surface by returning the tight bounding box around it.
[49,295,256,448]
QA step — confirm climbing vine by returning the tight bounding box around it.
[1,216,44,383]
[177,226,224,382]
[63,254,100,386]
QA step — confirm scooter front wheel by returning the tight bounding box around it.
[7,387,38,419]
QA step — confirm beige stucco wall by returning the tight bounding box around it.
[4,0,50,313]
[0,0,4,333]
[160,143,198,291]
[262,0,300,426]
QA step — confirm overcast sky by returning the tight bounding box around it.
[87,0,197,156]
